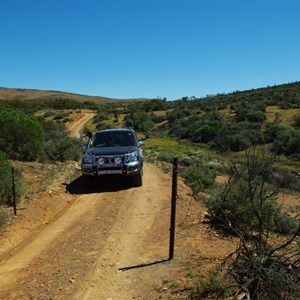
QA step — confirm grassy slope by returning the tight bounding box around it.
[0,87,148,104]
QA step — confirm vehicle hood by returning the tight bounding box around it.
[85,146,138,156]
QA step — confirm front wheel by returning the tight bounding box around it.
[132,171,143,187]
[81,174,93,188]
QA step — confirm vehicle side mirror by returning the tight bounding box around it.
[138,140,145,147]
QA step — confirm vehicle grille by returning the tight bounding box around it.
[95,155,125,167]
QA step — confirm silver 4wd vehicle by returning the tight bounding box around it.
[81,128,145,187]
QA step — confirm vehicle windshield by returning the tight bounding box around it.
[91,131,136,148]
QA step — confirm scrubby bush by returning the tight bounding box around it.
[215,123,264,152]
[0,151,24,206]
[42,121,81,161]
[265,123,300,156]
[0,109,44,160]
[194,148,300,300]
[293,114,300,128]
[223,230,300,299]
[95,122,112,130]
[208,148,298,234]
[271,169,300,191]
[93,111,109,123]
[181,159,216,195]
[156,151,173,163]
[43,111,55,118]
[124,112,154,136]
[53,112,68,120]
[245,110,266,123]
[150,114,167,124]
[0,151,12,205]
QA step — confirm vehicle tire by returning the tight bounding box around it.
[132,171,143,187]
[81,174,92,188]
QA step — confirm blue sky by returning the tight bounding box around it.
[1,0,299,100]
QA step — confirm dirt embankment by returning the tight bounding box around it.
[0,113,237,300]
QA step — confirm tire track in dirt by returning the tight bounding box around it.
[75,164,171,300]
[0,195,96,286]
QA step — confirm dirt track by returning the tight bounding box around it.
[0,113,237,299]
[65,112,96,137]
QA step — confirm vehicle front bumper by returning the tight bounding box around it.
[81,161,141,177]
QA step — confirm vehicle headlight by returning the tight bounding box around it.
[82,155,93,164]
[114,156,122,165]
[126,151,138,162]
[98,157,105,165]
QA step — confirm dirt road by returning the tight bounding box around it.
[0,113,236,299]
[65,112,96,138]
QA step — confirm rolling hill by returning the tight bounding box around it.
[0,87,147,104]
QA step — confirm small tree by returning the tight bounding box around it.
[209,147,297,234]
[0,109,44,160]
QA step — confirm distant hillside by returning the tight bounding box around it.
[0,87,147,104]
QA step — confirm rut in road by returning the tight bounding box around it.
[76,165,171,300]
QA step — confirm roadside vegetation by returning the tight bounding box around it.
[0,82,299,298]
[191,148,299,299]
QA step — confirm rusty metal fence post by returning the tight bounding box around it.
[169,157,178,260]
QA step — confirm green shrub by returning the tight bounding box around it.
[53,112,67,120]
[208,148,298,234]
[0,151,12,205]
[156,151,173,163]
[95,122,112,130]
[273,212,299,234]
[0,151,24,206]
[271,169,300,191]
[124,112,154,134]
[266,124,300,156]
[83,126,92,134]
[293,114,300,128]
[214,123,264,152]
[42,121,82,161]
[43,111,55,118]
[182,159,216,195]
[245,110,266,123]
[202,148,300,300]
[151,114,167,124]
[0,109,44,160]
[44,133,81,161]
[273,128,300,156]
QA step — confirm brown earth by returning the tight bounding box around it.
[0,114,298,300]
[65,112,96,138]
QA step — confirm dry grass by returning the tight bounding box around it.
[266,106,300,127]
